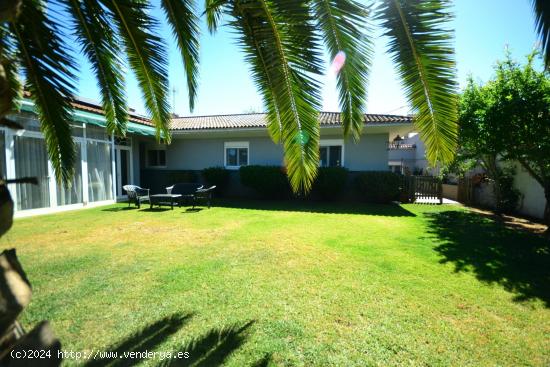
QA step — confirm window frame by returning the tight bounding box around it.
[146,149,167,168]
[224,141,249,169]
[319,139,344,168]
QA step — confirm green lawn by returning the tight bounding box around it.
[1,201,549,366]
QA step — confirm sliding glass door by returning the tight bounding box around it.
[5,119,119,213]
[115,147,131,197]
[57,142,83,206]
[14,135,50,210]
[87,140,113,202]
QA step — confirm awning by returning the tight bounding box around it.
[20,100,157,137]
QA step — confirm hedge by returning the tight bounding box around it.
[239,165,291,198]
[311,167,348,200]
[355,171,402,203]
[202,167,230,197]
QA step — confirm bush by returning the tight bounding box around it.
[240,165,291,198]
[496,166,521,214]
[311,167,348,200]
[168,170,197,183]
[202,167,230,196]
[355,171,402,203]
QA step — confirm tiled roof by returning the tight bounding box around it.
[70,99,153,126]
[22,91,153,126]
[22,92,413,131]
[170,112,413,131]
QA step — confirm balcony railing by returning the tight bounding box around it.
[387,142,416,150]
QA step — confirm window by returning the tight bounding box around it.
[86,125,111,141]
[8,113,41,132]
[115,136,131,146]
[147,149,166,167]
[71,123,84,138]
[224,142,249,169]
[319,140,344,167]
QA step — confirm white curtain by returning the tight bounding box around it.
[57,142,83,206]
[87,141,113,202]
[0,131,5,179]
[14,136,50,210]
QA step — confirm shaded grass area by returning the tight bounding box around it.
[0,200,548,366]
[426,211,550,306]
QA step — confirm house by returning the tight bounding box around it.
[388,133,433,175]
[1,97,414,217]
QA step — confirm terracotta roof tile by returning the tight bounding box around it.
[170,112,413,131]
[22,91,153,126]
[22,92,413,131]
[70,100,153,126]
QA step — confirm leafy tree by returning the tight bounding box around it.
[458,51,550,226]
[458,76,510,212]
[491,52,550,228]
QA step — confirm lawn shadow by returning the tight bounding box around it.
[85,313,193,367]
[250,353,273,367]
[426,210,550,307]
[183,208,204,213]
[215,199,415,217]
[101,206,138,212]
[161,321,257,367]
[139,207,172,212]
[84,315,259,367]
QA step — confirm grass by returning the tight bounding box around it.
[1,200,549,366]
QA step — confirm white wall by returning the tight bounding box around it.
[154,132,390,172]
[470,161,546,219]
[514,163,546,219]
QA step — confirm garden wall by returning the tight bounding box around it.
[467,162,546,219]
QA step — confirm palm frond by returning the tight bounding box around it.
[160,0,200,111]
[67,0,128,136]
[0,24,22,117]
[10,0,76,183]
[532,0,550,68]
[378,0,457,164]
[229,0,324,193]
[99,0,171,142]
[313,0,372,141]
[204,0,228,34]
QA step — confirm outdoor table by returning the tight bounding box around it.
[149,194,182,209]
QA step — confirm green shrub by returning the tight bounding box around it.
[168,170,197,183]
[355,171,402,203]
[240,165,291,198]
[311,167,348,200]
[202,167,230,196]
[496,166,521,214]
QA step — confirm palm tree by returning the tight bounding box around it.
[0,0,546,193]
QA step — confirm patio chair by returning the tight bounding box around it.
[165,183,203,207]
[123,185,150,209]
[194,186,216,209]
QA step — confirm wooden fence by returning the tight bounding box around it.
[457,177,474,205]
[403,176,443,204]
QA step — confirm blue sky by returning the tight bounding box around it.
[73,0,540,117]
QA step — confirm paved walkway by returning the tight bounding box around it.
[414,198,460,205]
